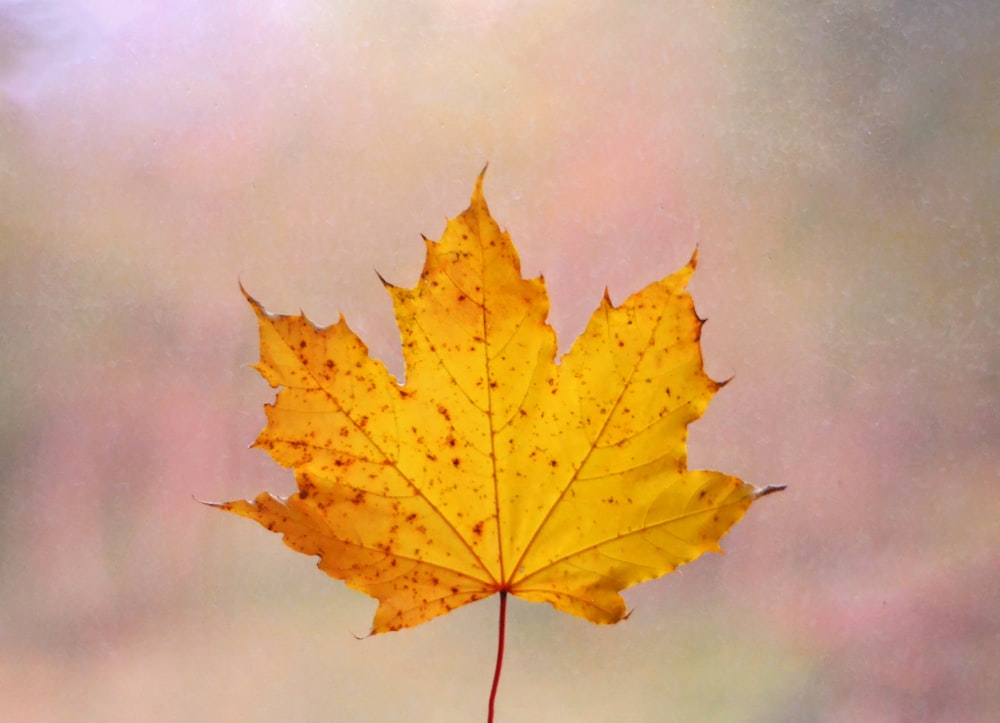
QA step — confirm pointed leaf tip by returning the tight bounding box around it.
[754,484,787,499]
[241,285,268,318]
[472,168,488,207]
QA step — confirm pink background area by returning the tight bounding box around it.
[1,2,996,720]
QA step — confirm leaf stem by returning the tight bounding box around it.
[488,590,507,723]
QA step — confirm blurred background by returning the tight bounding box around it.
[1,1,997,720]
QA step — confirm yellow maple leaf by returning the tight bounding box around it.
[212,172,781,638]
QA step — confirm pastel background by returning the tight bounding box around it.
[1,2,996,721]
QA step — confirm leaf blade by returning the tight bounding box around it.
[214,174,780,633]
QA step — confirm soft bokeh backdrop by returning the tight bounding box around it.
[1,1,997,721]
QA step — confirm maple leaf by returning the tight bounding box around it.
[211,173,781,639]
